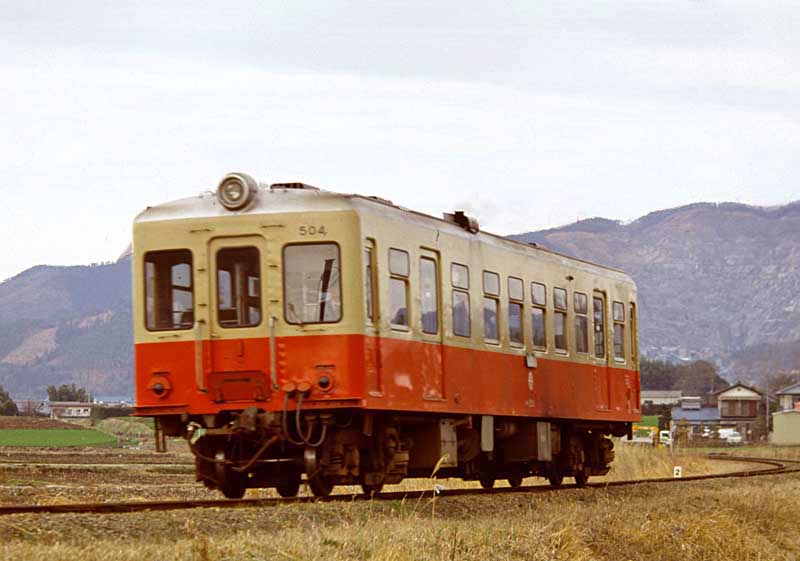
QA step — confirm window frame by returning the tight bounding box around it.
[482,270,501,344]
[593,294,606,359]
[508,276,524,347]
[282,241,344,325]
[216,245,263,329]
[143,248,195,332]
[612,301,626,362]
[451,262,471,338]
[553,287,568,353]
[574,291,589,354]
[388,248,410,330]
[419,255,439,335]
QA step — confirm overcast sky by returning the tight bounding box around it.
[2,1,799,282]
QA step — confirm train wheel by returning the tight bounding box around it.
[574,468,589,488]
[216,463,247,499]
[547,472,564,488]
[479,474,496,489]
[275,466,301,498]
[507,475,523,488]
[308,474,334,498]
[361,483,384,496]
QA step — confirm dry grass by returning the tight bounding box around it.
[0,444,798,560]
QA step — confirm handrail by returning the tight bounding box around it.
[194,319,207,392]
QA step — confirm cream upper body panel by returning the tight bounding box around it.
[133,184,637,368]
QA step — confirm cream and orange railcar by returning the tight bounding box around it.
[133,173,640,498]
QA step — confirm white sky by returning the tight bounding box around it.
[2,1,799,282]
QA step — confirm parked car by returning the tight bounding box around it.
[719,429,744,445]
[659,430,673,446]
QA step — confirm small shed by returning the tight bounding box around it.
[772,408,800,445]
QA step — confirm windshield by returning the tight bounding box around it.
[283,243,342,324]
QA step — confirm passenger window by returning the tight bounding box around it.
[553,287,567,352]
[451,263,470,337]
[574,292,588,353]
[531,282,546,349]
[420,257,439,334]
[283,243,342,324]
[217,247,261,328]
[593,295,606,358]
[508,277,523,346]
[483,271,500,343]
[389,249,409,328]
[613,301,625,361]
[144,250,194,331]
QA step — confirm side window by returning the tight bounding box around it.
[389,248,409,328]
[217,246,261,328]
[451,263,470,337]
[483,271,500,343]
[508,277,523,346]
[613,301,625,361]
[531,282,547,349]
[144,250,194,331]
[593,295,606,358]
[553,287,568,352]
[574,292,588,353]
[420,257,439,334]
[364,244,376,323]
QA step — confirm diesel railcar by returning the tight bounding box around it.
[133,173,640,498]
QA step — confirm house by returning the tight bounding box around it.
[640,390,682,407]
[670,385,763,440]
[44,402,94,419]
[772,405,800,445]
[775,382,800,411]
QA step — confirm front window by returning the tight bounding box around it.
[217,246,261,328]
[283,243,342,324]
[144,249,194,331]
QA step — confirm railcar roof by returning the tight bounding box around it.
[135,184,634,283]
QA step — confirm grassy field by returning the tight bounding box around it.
[0,428,117,447]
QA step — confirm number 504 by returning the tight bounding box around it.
[298,225,327,236]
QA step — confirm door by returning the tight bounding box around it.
[204,235,271,403]
[592,291,611,411]
[364,239,382,396]
[419,249,445,400]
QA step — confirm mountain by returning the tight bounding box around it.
[0,259,132,398]
[511,201,800,382]
[1,201,799,397]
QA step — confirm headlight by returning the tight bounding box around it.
[217,172,258,210]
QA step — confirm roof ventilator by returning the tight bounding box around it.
[270,182,320,191]
[443,211,479,234]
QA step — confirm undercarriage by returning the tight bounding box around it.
[155,407,627,499]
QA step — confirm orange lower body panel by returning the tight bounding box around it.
[135,334,640,423]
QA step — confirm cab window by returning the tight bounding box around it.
[283,243,342,324]
[217,247,261,328]
[144,249,194,331]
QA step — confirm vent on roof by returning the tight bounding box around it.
[270,182,320,191]
[443,211,479,234]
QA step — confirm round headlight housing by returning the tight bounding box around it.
[217,172,258,210]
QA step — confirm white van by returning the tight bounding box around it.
[659,430,672,446]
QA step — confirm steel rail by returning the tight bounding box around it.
[0,454,795,517]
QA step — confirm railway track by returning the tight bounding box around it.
[0,454,795,517]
